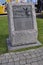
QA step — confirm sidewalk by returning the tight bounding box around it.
[0,47,43,65]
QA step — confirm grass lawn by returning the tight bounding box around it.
[0,16,43,54]
[0,16,8,54]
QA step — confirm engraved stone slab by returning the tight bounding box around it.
[7,2,41,50]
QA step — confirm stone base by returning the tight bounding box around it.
[7,38,41,51]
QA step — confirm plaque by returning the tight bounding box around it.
[13,5,34,31]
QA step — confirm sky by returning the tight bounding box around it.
[0,0,37,4]
[0,0,6,4]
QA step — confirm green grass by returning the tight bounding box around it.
[37,18,43,44]
[0,16,43,54]
[0,16,8,54]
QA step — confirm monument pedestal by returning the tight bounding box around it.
[7,38,41,51]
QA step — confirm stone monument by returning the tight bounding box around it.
[7,2,41,50]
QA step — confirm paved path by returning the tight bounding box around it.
[0,47,43,65]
